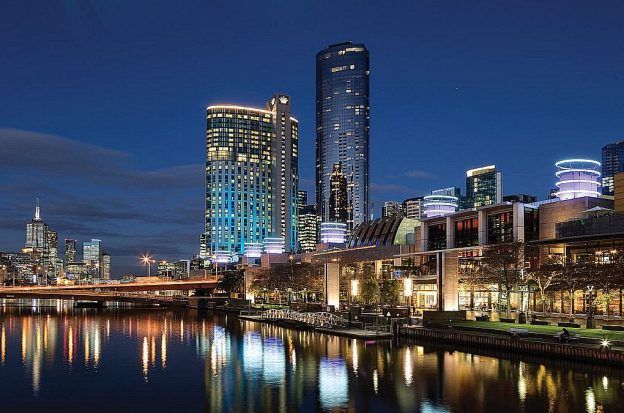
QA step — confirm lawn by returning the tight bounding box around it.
[452,320,624,341]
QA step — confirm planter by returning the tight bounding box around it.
[557,322,581,328]
[530,320,550,326]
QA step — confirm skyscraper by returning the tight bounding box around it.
[602,141,624,196]
[83,239,101,276]
[316,41,370,230]
[299,205,319,253]
[465,165,503,208]
[101,252,111,279]
[204,94,299,256]
[65,239,77,264]
[329,163,349,223]
[24,199,56,277]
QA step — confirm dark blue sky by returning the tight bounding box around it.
[2,1,624,275]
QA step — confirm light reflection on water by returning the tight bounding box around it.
[0,299,623,412]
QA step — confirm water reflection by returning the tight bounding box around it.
[0,299,623,412]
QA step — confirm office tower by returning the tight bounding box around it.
[25,199,47,255]
[382,201,403,218]
[101,252,111,279]
[316,41,370,229]
[602,141,624,195]
[465,165,503,208]
[204,94,299,256]
[65,239,77,263]
[299,205,320,253]
[402,197,424,220]
[24,199,57,276]
[329,163,349,223]
[82,239,102,276]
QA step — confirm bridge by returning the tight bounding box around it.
[0,278,219,307]
[260,308,350,328]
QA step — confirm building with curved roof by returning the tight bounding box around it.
[347,217,418,248]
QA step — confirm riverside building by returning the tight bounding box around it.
[204,95,299,258]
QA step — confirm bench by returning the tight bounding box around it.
[509,328,528,337]
[500,317,516,323]
[475,315,490,322]
[553,331,580,342]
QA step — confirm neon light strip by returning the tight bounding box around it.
[555,159,601,167]
[554,190,601,197]
[555,169,601,177]
[555,179,601,187]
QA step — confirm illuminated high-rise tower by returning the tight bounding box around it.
[204,94,299,257]
[316,41,370,230]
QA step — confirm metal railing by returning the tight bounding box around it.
[261,309,350,328]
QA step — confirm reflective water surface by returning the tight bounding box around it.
[1,299,623,412]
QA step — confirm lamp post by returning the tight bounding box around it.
[141,254,154,277]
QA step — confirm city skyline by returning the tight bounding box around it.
[2,2,624,275]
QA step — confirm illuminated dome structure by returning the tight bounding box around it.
[554,159,601,200]
[423,194,459,218]
[244,242,263,258]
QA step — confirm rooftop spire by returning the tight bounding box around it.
[34,198,40,220]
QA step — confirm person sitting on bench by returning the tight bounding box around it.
[559,328,570,342]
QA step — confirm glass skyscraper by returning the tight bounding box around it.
[316,41,370,230]
[204,95,299,257]
[602,141,624,196]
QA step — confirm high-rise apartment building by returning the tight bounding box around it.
[24,199,57,276]
[465,165,503,208]
[204,94,299,256]
[402,197,424,220]
[602,141,624,196]
[316,41,370,229]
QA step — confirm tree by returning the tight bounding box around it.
[361,278,379,305]
[551,263,590,320]
[526,255,563,313]
[217,269,244,295]
[380,279,401,306]
[466,241,526,317]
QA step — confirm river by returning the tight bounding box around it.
[0,299,622,412]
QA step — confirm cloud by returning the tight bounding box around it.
[0,128,203,189]
[370,182,416,195]
[403,170,436,179]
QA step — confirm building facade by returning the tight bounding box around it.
[64,239,77,264]
[402,197,424,220]
[382,201,403,218]
[465,165,502,208]
[299,205,319,253]
[329,162,349,223]
[204,95,299,257]
[316,41,370,229]
[602,141,624,196]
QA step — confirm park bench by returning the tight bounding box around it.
[509,328,528,337]
[602,325,624,331]
[553,331,580,342]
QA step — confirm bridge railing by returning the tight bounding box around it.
[261,309,350,328]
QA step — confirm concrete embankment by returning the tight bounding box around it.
[399,325,624,366]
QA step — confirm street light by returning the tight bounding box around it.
[140,254,155,277]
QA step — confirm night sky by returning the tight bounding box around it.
[2,1,623,276]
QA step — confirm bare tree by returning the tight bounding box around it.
[526,255,563,313]
[467,241,526,317]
